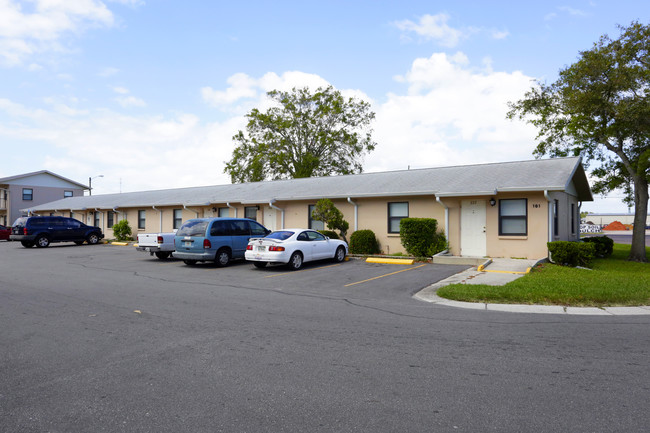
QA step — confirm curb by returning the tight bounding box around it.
[366,257,414,265]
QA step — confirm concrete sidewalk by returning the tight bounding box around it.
[417,258,650,315]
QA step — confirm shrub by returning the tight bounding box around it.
[112,219,132,241]
[349,229,380,255]
[548,241,596,267]
[400,218,447,257]
[311,198,349,242]
[581,236,614,258]
[319,230,339,239]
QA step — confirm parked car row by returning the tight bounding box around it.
[170,217,348,270]
[7,216,348,270]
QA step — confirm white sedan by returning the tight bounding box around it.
[245,229,348,270]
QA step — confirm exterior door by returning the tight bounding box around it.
[263,207,277,231]
[460,199,487,257]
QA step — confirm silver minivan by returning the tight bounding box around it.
[173,218,270,266]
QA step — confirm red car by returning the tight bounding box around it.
[0,224,10,241]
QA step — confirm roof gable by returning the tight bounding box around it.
[0,170,88,189]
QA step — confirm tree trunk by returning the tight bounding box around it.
[629,176,649,262]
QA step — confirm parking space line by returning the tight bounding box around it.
[263,263,344,278]
[344,263,428,287]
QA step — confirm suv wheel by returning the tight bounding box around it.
[35,235,50,248]
[87,233,100,245]
[215,248,231,267]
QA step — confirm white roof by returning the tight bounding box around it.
[24,157,592,212]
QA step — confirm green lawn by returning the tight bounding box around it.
[436,243,650,307]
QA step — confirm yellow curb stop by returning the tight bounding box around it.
[366,257,415,265]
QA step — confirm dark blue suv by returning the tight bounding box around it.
[10,216,104,248]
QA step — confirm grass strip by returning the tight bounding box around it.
[437,243,650,307]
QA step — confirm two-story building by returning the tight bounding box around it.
[0,171,88,226]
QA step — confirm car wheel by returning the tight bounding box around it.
[253,262,268,269]
[74,241,85,245]
[215,248,231,267]
[334,246,346,262]
[155,252,171,259]
[86,233,100,245]
[35,235,50,248]
[288,252,303,270]
[183,259,197,266]
[21,240,34,248]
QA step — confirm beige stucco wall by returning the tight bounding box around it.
[31,190,584,259]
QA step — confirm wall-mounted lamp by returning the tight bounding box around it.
[211,207,217,212]
[489,198,496,207]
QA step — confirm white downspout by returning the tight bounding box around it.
[543,190,553,242]
[347,197,358,231]
[183,204,200,218]
[269,199,285,229]
[152,206,163,232]
[226,202,238,218]
[435,196,449,242]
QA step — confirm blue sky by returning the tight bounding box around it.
[0,0,647,213]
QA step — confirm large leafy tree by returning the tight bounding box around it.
[225,86,376,182]
[508,22,650,262]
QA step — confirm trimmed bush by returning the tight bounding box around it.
[581,236,614,258]
[319,230,339,240]
[400,218,447,257]
[349,229,380,255]
[112,219,132,241]
[548,241,596,267]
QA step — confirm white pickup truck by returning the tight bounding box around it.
[136,232,176,259]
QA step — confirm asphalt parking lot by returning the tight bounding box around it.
[2,241,649,432]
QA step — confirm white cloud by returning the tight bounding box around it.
[558,6,587,16]
[0,0,117,66]
[393,13,465,47]
[113,86,129,94]
[98,66,119,77]
[365,52,540,173]
[491,29,509,40]
[114,95,146,107]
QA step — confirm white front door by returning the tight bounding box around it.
[263,207,277,232]
[460,199,487,257]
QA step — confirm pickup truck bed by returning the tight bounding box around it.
[136,232,176,259]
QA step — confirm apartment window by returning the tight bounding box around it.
[173,209,183,229]
[138,210,146,229]
[218,207,229,218]
[388,202,408,233]
[107,211,114,228]
[245,206,258,221]
[64,190,73,198]
[94,212,101,228]
[553,199,559,237]
[23,188,33,201]
[571,203,576,235]
[499,199,528,236]
[308,205,324,231]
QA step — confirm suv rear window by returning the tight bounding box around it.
[12,217,28,227]
[177,220,209,237]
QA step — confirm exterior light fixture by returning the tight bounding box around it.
[489,198,496,207]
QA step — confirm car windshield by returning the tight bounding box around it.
[12,217,28,227]
[265,230,294,241]
[176,220,209,237]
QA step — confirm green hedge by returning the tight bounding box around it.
[112,219,132,241]
[399,218,447,257]
[319,230,339,240]
[581,236,613,258]
[349,229,380,254]
[548,241,596,267]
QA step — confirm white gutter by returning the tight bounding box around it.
[226,202,238,218]
[269,199,285,229]
[347,197,358,231]
[543,190,553,242]
[435,196,449,242]
[152,206,163,232]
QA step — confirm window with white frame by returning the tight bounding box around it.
[64,190,73,198]
[499,199,527,236]
[107,211,114,228]
[218,207,229,218]
[138,210,146,229]
[245,206,258,221]
[553,199,559,237]
[388,202,408,233]
[173,209,183,229]
[23,188,33,201]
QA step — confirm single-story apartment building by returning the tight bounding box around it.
[1,170,87,226]
[21,156,592,259]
